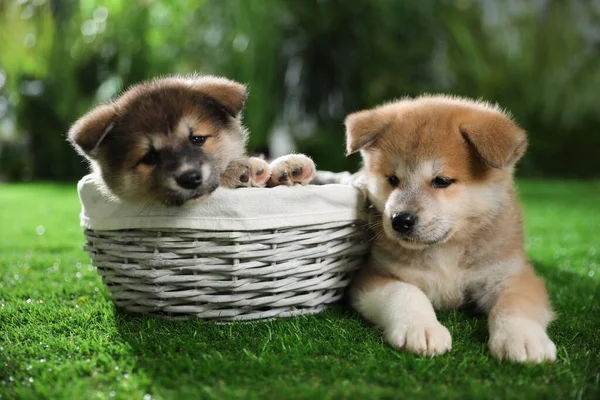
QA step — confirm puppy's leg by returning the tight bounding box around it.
[220,157,271,188]
[350,268,452,356]
[487,267,556,363]
[267,154,316,186]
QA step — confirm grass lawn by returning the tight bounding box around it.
[1,180,599,399]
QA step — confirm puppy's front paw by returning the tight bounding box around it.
[385,321,452,357]
[268,154,316,187]
[220,157,271,188]
[489,317,556,363]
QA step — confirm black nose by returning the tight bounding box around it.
[176,170,203,190]
[391,212,418,234]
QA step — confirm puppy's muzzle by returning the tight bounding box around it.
[391,211,418,234]
[175,169,203,190]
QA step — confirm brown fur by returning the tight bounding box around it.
[69,75,318,204]
[346,95,556,363]
[68,75,252,205]
[490,268,553,326]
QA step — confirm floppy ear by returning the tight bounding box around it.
[67,104,117,159]
[191,76,248,118]
[460,112,527,169]
[345,109,389,155]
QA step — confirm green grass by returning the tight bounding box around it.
[1,181,599,400]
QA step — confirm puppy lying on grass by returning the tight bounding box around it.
[68,75,315,206]
[345,95,556,363]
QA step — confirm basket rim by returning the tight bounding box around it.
[78,174,369,232]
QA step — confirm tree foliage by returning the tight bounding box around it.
[0,0,598,180]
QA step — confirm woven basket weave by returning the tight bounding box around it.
[78,174,370,321]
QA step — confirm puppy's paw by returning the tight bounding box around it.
[385,321,452,357]
[220,157,271,188]
[489,317,556,363]
[267,154,316,187]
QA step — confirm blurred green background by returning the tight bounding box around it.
[0,0,599,182]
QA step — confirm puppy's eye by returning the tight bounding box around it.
[387,175,399,187]
[431,176,455,189]
[190,135,208,146]
[140,149,159,166]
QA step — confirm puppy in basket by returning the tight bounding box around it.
[68,75,315,206]
[343,95,556,363]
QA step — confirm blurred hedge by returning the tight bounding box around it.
[0,0,599,181]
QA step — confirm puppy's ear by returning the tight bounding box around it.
[460,111,527,169]
[67,104,117,159]
[191,76,248,117]
[345,109,388,155]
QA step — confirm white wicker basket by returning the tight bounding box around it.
[78,174,370,321]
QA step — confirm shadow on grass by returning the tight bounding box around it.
[114,265,599,397]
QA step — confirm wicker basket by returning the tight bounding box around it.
[78,174,370,321]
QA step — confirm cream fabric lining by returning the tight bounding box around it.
[78,173,369,231]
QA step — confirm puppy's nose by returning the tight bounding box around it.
[391,212,418,234]
[176,170,203,190]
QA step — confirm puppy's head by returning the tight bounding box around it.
[68,75,248,206]
[346,95,526,249]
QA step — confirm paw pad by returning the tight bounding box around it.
[268,154,316,187]
[278,171,289,183]
[239,169,250,183]
[221,157,271,188]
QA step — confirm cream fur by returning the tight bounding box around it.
[346,95,556,363]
